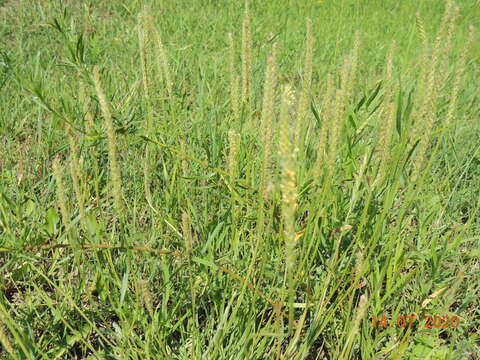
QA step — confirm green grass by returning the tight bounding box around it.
[1,0,479,359]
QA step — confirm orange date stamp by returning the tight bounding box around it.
[371,314,461,329]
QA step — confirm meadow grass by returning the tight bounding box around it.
[0,0,479,359]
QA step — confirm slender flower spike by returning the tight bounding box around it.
[241,0,253,106]
[228,129,239,180]
[52,156,70,231]
[260,44,278,201]
[92,66,124,216]
[377,40,396,183]
[279,84,298,333]
[66,122,87,230]
[228,33,240,119]
[294,18,314,155]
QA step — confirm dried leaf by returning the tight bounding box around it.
[421,287,446,308]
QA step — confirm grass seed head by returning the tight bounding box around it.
[93,66,124,215]
[260,44,278,200]
[53,156,70,231]
[241,0,253,106]
[227,129,239,180]
[294,18,314,153]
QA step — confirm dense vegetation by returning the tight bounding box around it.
[0,0,479,358]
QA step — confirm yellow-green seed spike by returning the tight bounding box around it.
[376,40,396,185]
[279,84,298,334]
[294,18,314,158]
[92,66,124,217]
[241,0,253,107]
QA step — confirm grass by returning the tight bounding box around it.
[0,0,479,359]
